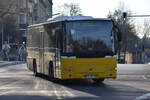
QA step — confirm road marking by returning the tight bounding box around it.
[0,90,13,96]
[40,90,53,96]
[142,75,147,80]
[0,90,53,96]
[0,77,28,90]
[0,86,22,90]
[0,77,29,96]
[52,84,63,99]
[135,93,150,100]
[0,90,75,97]
[61,86,74,97]
[54,89,63,99]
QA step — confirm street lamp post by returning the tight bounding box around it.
[135,44,138,64]
[122,12,127,64]
[1,23,4,49]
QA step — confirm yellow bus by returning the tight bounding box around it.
[27,16,121,83]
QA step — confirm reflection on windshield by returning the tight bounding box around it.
[65,21,114,57]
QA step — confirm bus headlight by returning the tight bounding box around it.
[107,68,116,71]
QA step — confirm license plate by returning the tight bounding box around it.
[84,75,96,79]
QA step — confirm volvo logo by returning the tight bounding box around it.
[89,65,95,71]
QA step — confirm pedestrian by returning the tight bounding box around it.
[2,41,11,61]
[66,43,74,53]
[19,45,26,61]
[15,42,20,61]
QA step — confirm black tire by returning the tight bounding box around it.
[49,61,54,78]
[93,78,105,84]
[33,59,37,76]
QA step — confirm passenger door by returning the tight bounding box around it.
[39,31,44,74]
[53,25,62,78]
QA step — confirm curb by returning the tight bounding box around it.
[0,61,25,67]
[135,93,150,100]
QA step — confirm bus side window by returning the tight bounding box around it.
[62,23,67,53]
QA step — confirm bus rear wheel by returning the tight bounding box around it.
[93,78,105,83]
[33,59,37,76]
[49,61,54,78]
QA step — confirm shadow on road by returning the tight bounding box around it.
[31,74,150,100]
[0,85,148,100]
[0,95,110,100]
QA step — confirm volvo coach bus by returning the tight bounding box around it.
[27,16,121,83]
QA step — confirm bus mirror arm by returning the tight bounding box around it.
[117,28,122,42]
[114,25,122,42]
[113,25,122,60]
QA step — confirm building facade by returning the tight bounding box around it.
[17,0,53,39]
[0,0,53,45]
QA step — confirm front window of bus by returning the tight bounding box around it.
[65,20,114,58]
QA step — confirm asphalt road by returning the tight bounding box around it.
[0,64,150,100]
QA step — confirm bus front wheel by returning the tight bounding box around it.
[33,59,37,76]
[93,78,105,83]
[49,61,54,78]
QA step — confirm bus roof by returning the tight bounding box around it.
[48,16,112,22]
[28,16,113,28]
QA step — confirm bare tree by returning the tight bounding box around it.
[108,3,139,52]
[0,0,16,20]
[142,19,150,38]
[107,2,141,64]
[57,3,82,16]
[139,19,150,53]
[0,0,18,48]
[137,19,150,44]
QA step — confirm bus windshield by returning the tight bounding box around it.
[65,20,114,57]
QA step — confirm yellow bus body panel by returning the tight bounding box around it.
[61,57,117,79]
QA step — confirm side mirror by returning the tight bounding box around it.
[114,25,122,42]
[117,28,122,42]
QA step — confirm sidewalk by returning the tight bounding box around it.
[0,61,25,67]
